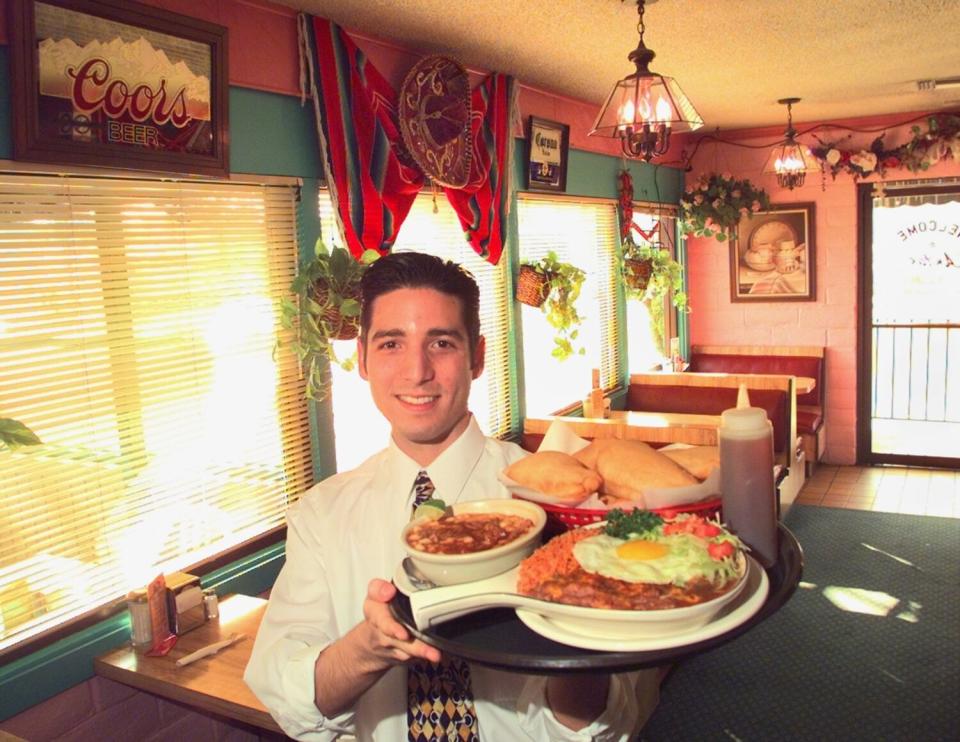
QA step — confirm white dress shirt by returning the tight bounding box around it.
[244,416,659,741]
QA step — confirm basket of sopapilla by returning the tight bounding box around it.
[499,422,721,534]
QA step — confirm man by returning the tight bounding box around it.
[245,252,658,740]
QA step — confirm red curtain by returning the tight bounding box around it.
[303,16,513,265]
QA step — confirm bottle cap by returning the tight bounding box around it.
[720,406,770,438]
[736,383,750,409]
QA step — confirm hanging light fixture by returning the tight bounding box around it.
[764,97,818,189]
[590,0,703,162]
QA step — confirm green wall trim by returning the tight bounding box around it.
[200,541,287,597]
[0,543,286,722]
[0,613,129,722]
[229,87,320,177]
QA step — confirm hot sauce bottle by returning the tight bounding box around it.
[719,386,778,567]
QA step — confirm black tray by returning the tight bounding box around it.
[390,524,803,673]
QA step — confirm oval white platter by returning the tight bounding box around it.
[514,555,770,652]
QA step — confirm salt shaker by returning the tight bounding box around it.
[719,386,778,567]
[126,589,153,652]
[203,588,219,620]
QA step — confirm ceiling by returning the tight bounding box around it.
[276,0,960,132]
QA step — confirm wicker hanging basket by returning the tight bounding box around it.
[623,258,653,294]
[311,282,361,340]
[516,265,549,308]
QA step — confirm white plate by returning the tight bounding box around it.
[393,551,755,637]
[515,555,769,651]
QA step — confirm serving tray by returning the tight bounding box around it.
[389,524,802,673]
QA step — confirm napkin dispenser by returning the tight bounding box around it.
[164,572,205,635]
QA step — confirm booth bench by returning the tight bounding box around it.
[623,371,804,509]
[689,345,825,474]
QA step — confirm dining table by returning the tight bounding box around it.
[94,593,281,734]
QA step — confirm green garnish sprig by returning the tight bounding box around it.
[603,508,664,539]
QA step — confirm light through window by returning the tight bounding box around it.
[319,191,514,472]
[516,196,621,416]
[626,206,679,371]
[0,172,312,652]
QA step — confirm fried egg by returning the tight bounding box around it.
[573,532,738,586]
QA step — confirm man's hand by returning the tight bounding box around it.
[313,578,439,717]
[360,578,441,667]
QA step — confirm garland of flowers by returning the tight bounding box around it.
[809,114,960,181]
[679,172,771,242]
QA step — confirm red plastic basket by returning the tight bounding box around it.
[518,496,723,536]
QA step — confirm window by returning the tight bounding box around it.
[319,191,514,472]
[626,204,680,371]
[0,171,312,652]
[516,196,622,416]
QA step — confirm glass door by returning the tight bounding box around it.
[857,181,960,467]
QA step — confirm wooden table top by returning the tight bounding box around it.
[524,411,720,446]
[795,376,816,394]
[94,594,281,734]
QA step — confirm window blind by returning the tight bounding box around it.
[0,172,312,652]
[517,196,621,416]
[319,191,514,472]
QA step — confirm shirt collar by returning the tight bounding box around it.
[386,415,486,509]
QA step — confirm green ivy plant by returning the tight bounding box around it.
[280,239,380,400]
[679,172,770,242]
[520,251,586,361]
[0,418,42,450]
[621,239,688,312]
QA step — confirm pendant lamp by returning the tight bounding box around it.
[764,97,818,189]
[590,0,703,161]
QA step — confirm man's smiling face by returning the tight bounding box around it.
[358,287,485,465]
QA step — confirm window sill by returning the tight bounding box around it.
[0,537,286,721]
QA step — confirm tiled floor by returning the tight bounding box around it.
[796,464,959,518]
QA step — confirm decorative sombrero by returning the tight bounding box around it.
[398,55,473,188]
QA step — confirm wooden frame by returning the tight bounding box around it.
[525,116,569,192]
[730,202,816,302]
[9,0,229,177]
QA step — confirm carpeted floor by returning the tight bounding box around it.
[639,505,960,742]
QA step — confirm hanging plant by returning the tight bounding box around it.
[517,251,586,361]
[621,240,688,312]
[679,172,770,242]
[279,239,380,400]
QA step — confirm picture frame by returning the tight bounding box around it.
[730,202,816,302]
[525,116,569,192]
[8,0,230,177]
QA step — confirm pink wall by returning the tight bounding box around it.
[683,118,960,465]
[0,0,627,158]
[0,0,303,95]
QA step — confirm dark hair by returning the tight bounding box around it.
[359,251,481,359]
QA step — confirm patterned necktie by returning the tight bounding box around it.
[412,469,436,511]
[407,471,480,741]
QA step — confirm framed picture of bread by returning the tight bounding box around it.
[730,202,816,302]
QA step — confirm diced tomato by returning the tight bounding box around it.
[708,541,735,560]
[693,522,722,538]
[664,514,710,536]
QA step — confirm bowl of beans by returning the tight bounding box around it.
[401,499,547,586]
